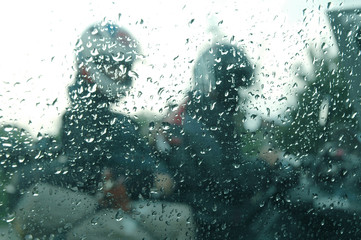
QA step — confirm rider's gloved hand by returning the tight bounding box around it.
[154,173,175,196]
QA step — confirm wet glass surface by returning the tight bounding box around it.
[1,1,361,239]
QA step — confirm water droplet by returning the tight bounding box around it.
[24,235,33,240]
[85,136,94,143]
[18,156,25,163]
[91,28,99,35]
[212,204,217,212]
[32,186,39,196]
[302,8,307,16]
[232,163,240,169]
[115,210,124,221]
[149,122,155,131]
[6,214,15,223]
[90,48,99,56]
[91,217,99,225]
[4,126,14,132]
[2,142,12,147]
[128,70,139,79]
[221,223,227,230]
[112,52,125,62]
[278,96,287,102]
[158,88,164,96]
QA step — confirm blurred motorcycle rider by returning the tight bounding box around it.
[13,21,195,240]
[155,43,274,239]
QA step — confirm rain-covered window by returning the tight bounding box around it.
[1,1,361,239]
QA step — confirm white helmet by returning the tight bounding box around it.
[76,21,140,100]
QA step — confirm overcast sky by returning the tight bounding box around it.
[0,0,360,136]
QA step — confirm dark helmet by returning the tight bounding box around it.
[193,43,254,104]
[75,21,141,100]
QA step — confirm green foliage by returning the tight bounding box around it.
[272,47,358,156]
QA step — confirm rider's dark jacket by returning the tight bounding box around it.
[158,91,273,239]
[59,75,166,198]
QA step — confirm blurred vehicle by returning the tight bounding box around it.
[253,124,361,240]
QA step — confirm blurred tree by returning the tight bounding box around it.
[271,46,358,156]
